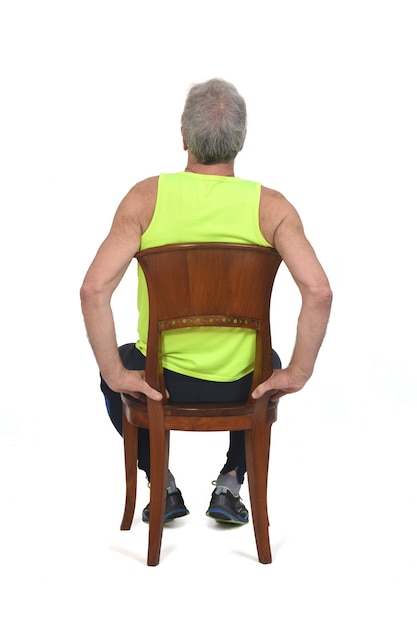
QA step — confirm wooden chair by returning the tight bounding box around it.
[120,243,282,565]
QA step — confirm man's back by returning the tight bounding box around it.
[136,171,272,380]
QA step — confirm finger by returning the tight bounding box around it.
[251,383,268,399]
[141,383,163,401]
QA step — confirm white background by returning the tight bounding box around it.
[1,1,416,624]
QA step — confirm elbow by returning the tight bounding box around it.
[80,279,106,311]
[319,286,333,318]
[321,284,333,310]
[80,282,91,315]
[307,282,333,313]
[80,280,92,306]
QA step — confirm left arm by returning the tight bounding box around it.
[80,179,162,400]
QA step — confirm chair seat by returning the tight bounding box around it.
[123,394,278,431]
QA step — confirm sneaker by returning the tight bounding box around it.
[206,487,249,524]
[142,489,189,523]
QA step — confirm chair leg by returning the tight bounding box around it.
[147,400,170,566]
[120,410,138,531]
[245,422,272,564]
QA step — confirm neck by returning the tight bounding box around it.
[184,158,235,177]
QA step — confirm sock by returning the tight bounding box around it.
[167,470,177,494]
[214,472,241,497]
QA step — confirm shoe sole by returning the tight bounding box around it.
[206,510,248,525]
[142,508,189,524]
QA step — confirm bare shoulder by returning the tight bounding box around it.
[128,175,159,199]
[259,185,302,246]
[260,186,329,290]
[115,176,159,232]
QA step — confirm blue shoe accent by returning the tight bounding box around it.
[142,489,189,523]
[206,488,249,524]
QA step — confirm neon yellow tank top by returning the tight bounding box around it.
[136,172,271,381]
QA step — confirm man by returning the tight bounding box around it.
[80,78,332,525]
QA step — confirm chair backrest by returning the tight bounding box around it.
[135,243,282,400]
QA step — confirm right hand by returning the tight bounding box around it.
[251,368,309,402]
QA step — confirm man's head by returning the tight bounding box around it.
[181,78,247,165]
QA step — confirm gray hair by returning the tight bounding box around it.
[181,78,247,164]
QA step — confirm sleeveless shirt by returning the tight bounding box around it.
[136,172,271,381]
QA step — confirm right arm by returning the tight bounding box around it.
[253,188,333,400]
